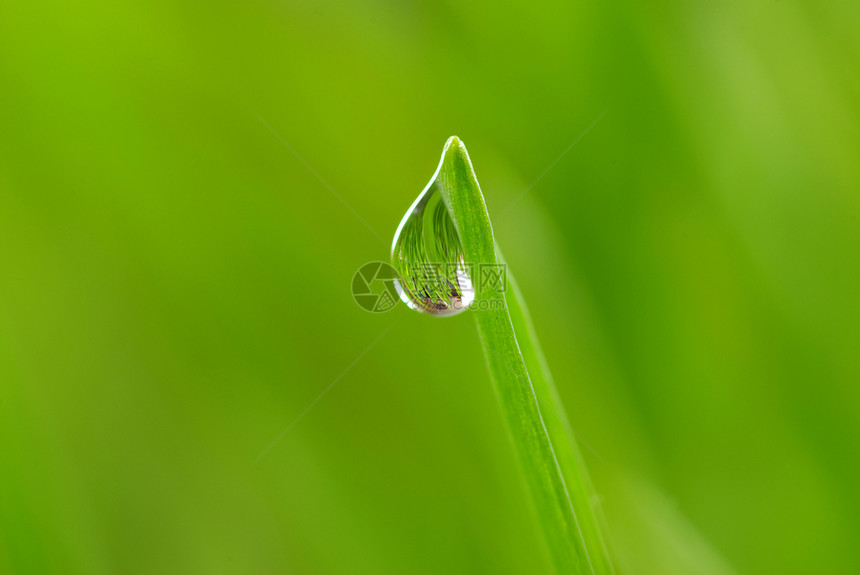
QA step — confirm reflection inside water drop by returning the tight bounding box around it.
[391,179,474,317]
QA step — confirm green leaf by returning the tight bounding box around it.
[405,137,614,574]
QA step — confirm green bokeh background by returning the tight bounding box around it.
[2,1,858,573]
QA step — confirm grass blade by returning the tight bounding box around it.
[501,253,615,575]
[433,137,613,574]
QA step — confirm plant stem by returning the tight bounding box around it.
[435,137,612,574]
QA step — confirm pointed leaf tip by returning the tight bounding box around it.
[443,135,468,157]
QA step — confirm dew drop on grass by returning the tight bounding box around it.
[391,175,474,317]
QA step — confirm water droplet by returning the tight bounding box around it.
[391,168,474,317]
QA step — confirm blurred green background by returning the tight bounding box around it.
[1,1,859,573]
